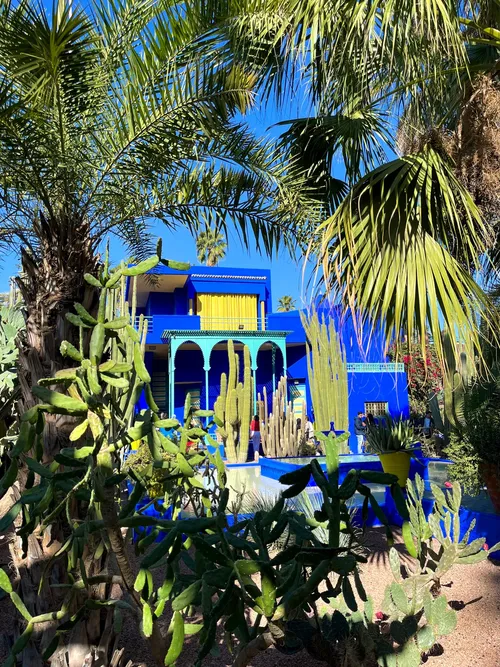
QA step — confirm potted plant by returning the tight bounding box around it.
[365,416,419,486]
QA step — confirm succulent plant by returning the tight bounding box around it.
[365,415,418,454]
[258,376,306,457]
[301,308,348,431]
[214,340,252,462]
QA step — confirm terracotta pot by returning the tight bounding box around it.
[481,462,500,513]
[378,452,411,488]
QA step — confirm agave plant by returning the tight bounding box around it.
[365,416,418,454]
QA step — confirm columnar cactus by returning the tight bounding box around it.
[301,308,348,431]
[258,376,305,457]
[214,340,252,462]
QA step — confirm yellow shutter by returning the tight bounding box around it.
[196,294,258,330]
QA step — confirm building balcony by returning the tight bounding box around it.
[137,314,275,343]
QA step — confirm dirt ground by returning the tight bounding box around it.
[1,528,499,667]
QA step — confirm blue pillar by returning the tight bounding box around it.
[168,347,175,417]
[204,365,210,418]
[252,367,257,412]
[272,344,276,391]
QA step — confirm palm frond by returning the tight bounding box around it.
[319,146,497,365]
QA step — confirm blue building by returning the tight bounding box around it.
[132,264,409,453]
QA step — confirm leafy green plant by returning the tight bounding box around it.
[396,475,498,595]
[0,246,227,666]
[366,416,418,454]
[444,369,500,496]
[0,304,25,420]
[444,433,482,495]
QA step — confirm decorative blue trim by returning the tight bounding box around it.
[346,362,405,373]
[161,329,291,340]
[191,273,267,281]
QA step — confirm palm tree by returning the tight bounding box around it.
[277,295,296,311]
[226,0,500,367]
[0,0,314,423]
[196,228,227,266]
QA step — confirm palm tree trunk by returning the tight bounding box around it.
[5,215,103,664]
[15,214,99,459]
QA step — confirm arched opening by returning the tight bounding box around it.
[173,340,205,422]
[208,339,249,410]
[255,341,284,412]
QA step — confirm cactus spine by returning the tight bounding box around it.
[258,376,305,457]
[301,308,348,431]
[215,340,252,463]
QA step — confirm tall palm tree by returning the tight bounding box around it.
[196,227,227,266]
[277,295,296,311]
[0,0,314,421]
[225,0,500,367]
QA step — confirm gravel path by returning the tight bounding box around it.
[1,529,499,666]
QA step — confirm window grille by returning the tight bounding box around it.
[364,401,388,417]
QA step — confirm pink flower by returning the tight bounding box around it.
[375,611,384,620]
[444,481,453,488]
[483,543,489,551]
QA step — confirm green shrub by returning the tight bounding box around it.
[444,433,482,495]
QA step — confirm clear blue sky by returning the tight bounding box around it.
[0,69,327,311]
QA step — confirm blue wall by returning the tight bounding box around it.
[268,305,392,363]
[135,265,410,450]
[136,265,272,320]
[154,342,409,453]
[346,371,409,453]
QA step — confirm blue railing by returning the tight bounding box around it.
[136,314,270,334]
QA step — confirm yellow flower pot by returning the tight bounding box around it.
[378,452,411,487]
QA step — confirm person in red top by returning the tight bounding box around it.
[250,414,261,458]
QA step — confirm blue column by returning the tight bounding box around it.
[168,347,175,416]
[204,365,210,412]
[271,344,276,391]
[252,367,257,411]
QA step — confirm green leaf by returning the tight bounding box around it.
[0,568,12,593]
[389,582,409,615]
[165,611,185,665]
[134,569,147,593]
[203,567,233,589]
[69,420,89,442]
[141,529,178,569]
[278,464,311,486]
[172,581,202,612]
[142,603,153,638]
[32,387,88,414]
[342,576,357,612]
[402,521,418,558]
[11,592,32,621]
[0,502,22,532]
[176,452,194,478]
[234,560,261,576]
[416,625,435,651]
